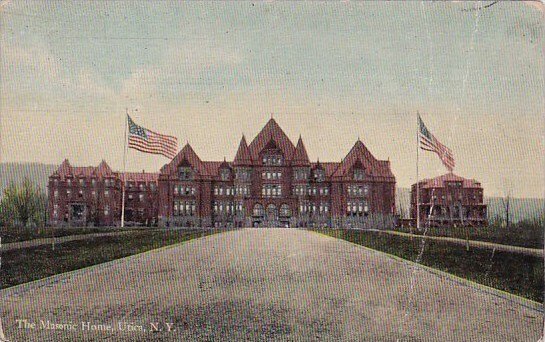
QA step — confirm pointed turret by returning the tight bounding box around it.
[220,157,230,169]
[58,159,72,176]
[234,135,252,165]
[292,135,310,166]
[96,159,113,177]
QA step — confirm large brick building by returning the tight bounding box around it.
[48,119,396,228]
[410,173,487,227]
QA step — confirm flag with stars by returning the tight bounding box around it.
[127,115,178,159]
[418,114,455,171]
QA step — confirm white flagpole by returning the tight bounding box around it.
[416,111,420,231]
[121,109,128,228]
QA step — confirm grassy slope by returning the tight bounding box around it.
[391,224,543,249]
[1,229,220,289]
[0,226,134,243]
[315,229,543,302]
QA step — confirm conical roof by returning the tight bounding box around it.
[292,136,310,166]
[234,135,252,165]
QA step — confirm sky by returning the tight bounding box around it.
[0,1,544,197]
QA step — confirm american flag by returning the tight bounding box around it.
[127,115,178,159]
[418,114,455,171]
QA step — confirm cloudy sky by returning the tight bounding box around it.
[1,1,543,197]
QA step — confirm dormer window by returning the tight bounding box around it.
[220,168,230,181]
[314,169,325,182]
[263,154,283,166]
[178,166,192,180]
[353,169,365,181]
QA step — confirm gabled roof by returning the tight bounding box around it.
[292,136,310,166]
[95,160,113,177]
[233,135,252,165]
[310,162,340,177]
[419,173,482,189]
[54,159,117,180]
[201,161,233,176]
[161,143,203,175]
[248,118,296,161]
[332,140,394,178]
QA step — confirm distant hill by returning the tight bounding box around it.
[396,187,544,223]
[0,163,57,196]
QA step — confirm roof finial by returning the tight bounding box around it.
[270,112,274,119]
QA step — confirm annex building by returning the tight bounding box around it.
[48,119,396,228]
[410,173,488,227]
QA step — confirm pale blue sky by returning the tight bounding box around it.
[1,1,543,197]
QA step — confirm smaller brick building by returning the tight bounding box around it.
[411,173,487,227]
[47,159,158,227]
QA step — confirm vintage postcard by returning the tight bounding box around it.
[0,1,543,341]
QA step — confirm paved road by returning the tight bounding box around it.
[1,229,541,341]
[371,229,543,257]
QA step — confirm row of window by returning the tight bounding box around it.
[263,155,283,166]
[252,204,291,216]
[213,201,244,215]
[299,202,330,214]
[262,171,282,180]
[174,185,196,196]
[293,185,329,196]
[51,204,110,217]
[294,169,309,180]
[127,182,156,191]
[347,201,369,214]
[262,185,282,197]
[347,185,369,196]
[173,201,197,216]
[235,169,251,181]
[353,169,366,181]
[127,193,146,202]
[54,178,117,187]
[58,189,111,198]
[214,185,251,196]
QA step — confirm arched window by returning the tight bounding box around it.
[253,204,264,216]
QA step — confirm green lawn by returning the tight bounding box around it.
[314,228,543,302]
[0,226,134,244]
[1,228,221,289]
[393,223,543,249]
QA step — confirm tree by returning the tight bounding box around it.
[0,178,46,228]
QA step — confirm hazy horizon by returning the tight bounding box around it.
[1,1,544,198]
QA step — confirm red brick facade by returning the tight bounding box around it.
[49,119,397,227]
[410,173,488,227]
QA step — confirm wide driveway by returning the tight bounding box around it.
[1,228,541,341]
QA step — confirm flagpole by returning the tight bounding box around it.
[121,109,128,228]
[416,111,420,231]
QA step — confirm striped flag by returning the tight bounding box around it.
[127,115,178,159]
[418,114,455,171]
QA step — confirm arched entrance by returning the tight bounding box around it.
[266,204,278,227]
[279,204,292,228]
[252,203,264,227]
